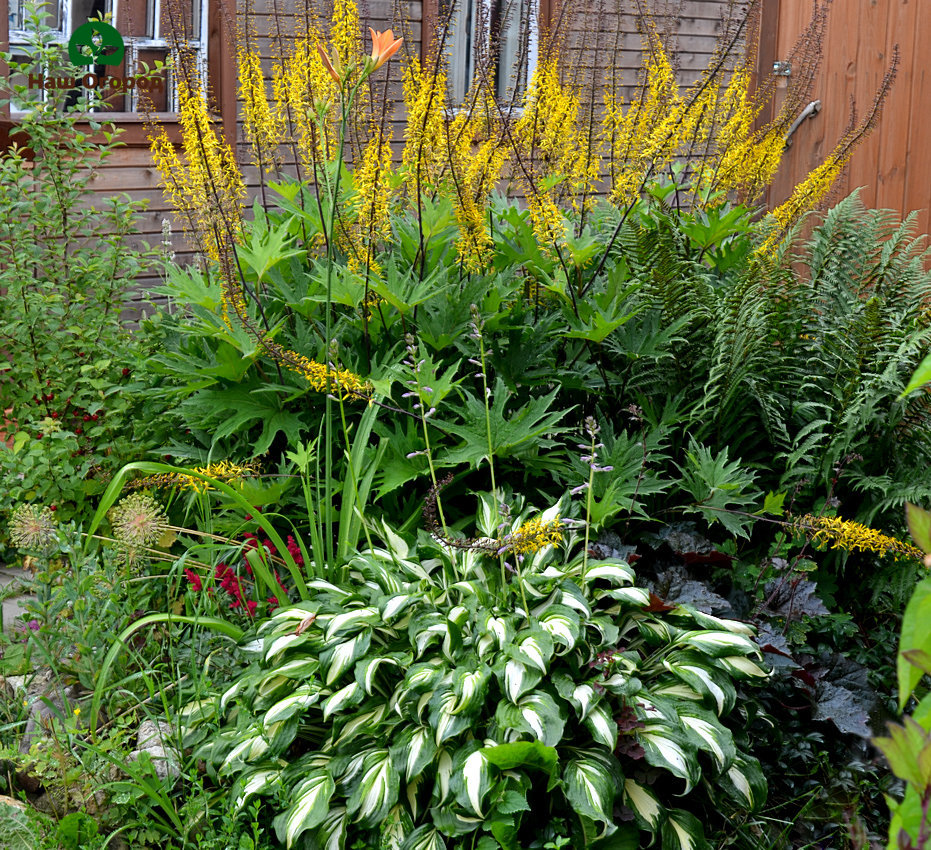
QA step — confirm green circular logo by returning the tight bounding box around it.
[68,21,124,67]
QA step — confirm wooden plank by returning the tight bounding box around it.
[902,0,931,235]
[872,0,916,215]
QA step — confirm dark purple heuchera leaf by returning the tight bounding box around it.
[762,577,829,620]
[651,565,733,615]
[813,682,872,738]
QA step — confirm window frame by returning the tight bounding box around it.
[422,0,555,103]
[0,0,236,148]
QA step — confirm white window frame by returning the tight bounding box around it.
[7,0,208,113]
[447,0,539,106]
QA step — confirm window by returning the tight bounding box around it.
[441,0,540,105]
[0,0,235,145]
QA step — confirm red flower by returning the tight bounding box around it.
[267,596,279,611]
[122,367,131,377]
[246,600,258,617]
[184,569,202,592]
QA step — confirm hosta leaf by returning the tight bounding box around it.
[403,661,445,693]
[558,579,593,618]
[381,593,416,622]
[400,825,447,850]
[429,805,483,837]
[333,704,389,747]
[498,658,543,703]
[221,731,271,774]
[269,657,320,681]
[563,757,616,824]
[265,717,300,752]
[429,688,473,744]
[680,630,760,658]
[433,748,454,804]
[324,607,380,642]
[638,723,700,792]
[678,705,735,771]
[622,778,663,831]
[313,805,348,850]
[582,561,636,585]
[391,726,438,782]
[514,628,556,672]
[322,681,364,721]
[346,749,398,826]
[584,702,618,749]
[685,609,756,635]
[273,771,335,848]
[663,653,735,715]
[712,655,769,679]
[719,755,767,809]
[661,808,709,850]
[321,630,372,686]
[539,605,582,650]
[555,678,597,720]
[355,654,404,694]
[450,744,492,816]
[451,665,492,714]
[496,691,567,746]
[480,612,514,649]
[603,587,652,606]
[233,767,281,811]
[263,684,320,728]
[264,633,310,663]
[601,673,642,698]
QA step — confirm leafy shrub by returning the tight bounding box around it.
[186,494,769,849]
[0,9,166,550]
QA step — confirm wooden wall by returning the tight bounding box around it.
[73,0,756,316]
[764,0,930,235]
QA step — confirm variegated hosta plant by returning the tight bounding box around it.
[184,494,769,850]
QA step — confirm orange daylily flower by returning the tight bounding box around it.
[368,28,402,71]
[317,44,342,83]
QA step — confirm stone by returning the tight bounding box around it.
[128,719,180,781]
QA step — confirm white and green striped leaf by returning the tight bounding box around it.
[450,665,491,714]
[400,825,447,850]
[687,609,756,636]
[680,630,760,658]
[322,681,364,721]
[263,633,309,663]
[233,767,281,811]
[539,605,582,650]
[321,630,372,686]
[274,771,335,848]
[713,655,770,679]
[583,561,636,585]
[220,731,271,774]
[604,587,652,606]
[450,745,492,816]
[355,655,403,694]
[428,688,473,744]
[661,808,709,850]
[622,778,663,831]
[495,691,566,746]
[314,805,349,850]
[562,757,615,824]
[263,684,319,728]
[515,629,555,673]
[380,593,415,622]
[678,705,735,771]
[720,755,767,809]
[393,726,437,781]
[346,749,398,826]
[663,656,734,715]
[638,723,700,792]
[333,705,388,747]
[583,702,618,749]
[500,658,543,703]
[324,607,380,643]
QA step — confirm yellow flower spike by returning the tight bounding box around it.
[496,516,564,557]
[791,514,923,561]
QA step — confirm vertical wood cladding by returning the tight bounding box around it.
[766,0,929,236]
